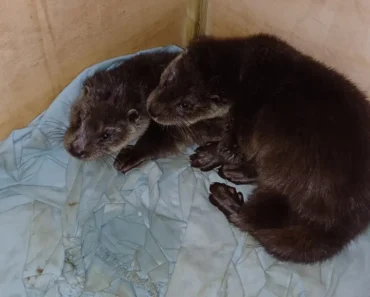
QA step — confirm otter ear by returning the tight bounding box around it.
[127,109,139,123]
[82,85,90,95]
[82,77,94,94]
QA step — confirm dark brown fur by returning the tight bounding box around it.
[147,34,370,263]
[64,50,224,172]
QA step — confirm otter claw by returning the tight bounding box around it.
[195,141,218,153]
[217,143,243,164]
[190,143,221,171]
[209,183,244,216]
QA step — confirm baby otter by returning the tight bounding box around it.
[147,34,370,263]
[64,50,224,173]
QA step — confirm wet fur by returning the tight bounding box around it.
[148,34,370,263]
[64,51,225,172]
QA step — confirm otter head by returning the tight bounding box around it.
[64,72,150,161]
[147,50,232,126]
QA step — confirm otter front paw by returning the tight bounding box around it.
[114,146,146,174]
[209,183,244,217]
[190,142,222,171]
[218,164,257,185]
[217,142,243,164]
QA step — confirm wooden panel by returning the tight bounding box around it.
[0,0,187,139]
[207,0,370,95]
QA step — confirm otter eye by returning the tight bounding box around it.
[102,133,110,140]
[105,91,112,100]
[83,85,90,95]
[180,102,192,110]
[75,112,82,125]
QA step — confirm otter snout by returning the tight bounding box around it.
[147,102,163,119]
[147,104,162,119]
[68,140,87,159]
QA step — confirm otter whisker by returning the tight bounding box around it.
[44,134,66,140]
[43,118,69,126]
[179,119,199,143]
[176,124,188,141]
[42,119,69,130]
[106,155,117,164]
[44,133,66,140]
[41,122,67,129]
[44,130,66,135]
[100,158,112,169]
[40,125,67,133]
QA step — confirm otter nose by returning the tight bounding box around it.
[70,142,86,159]
[148,105,161,118]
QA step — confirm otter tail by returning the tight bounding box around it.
[209,183,354,263]
[240,224,347,263]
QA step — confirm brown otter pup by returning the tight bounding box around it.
[147,34,370,263]
[63,50,224,172]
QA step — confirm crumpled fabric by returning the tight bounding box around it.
[0,46,369,297]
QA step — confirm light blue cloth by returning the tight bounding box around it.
[0,46,369,297]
